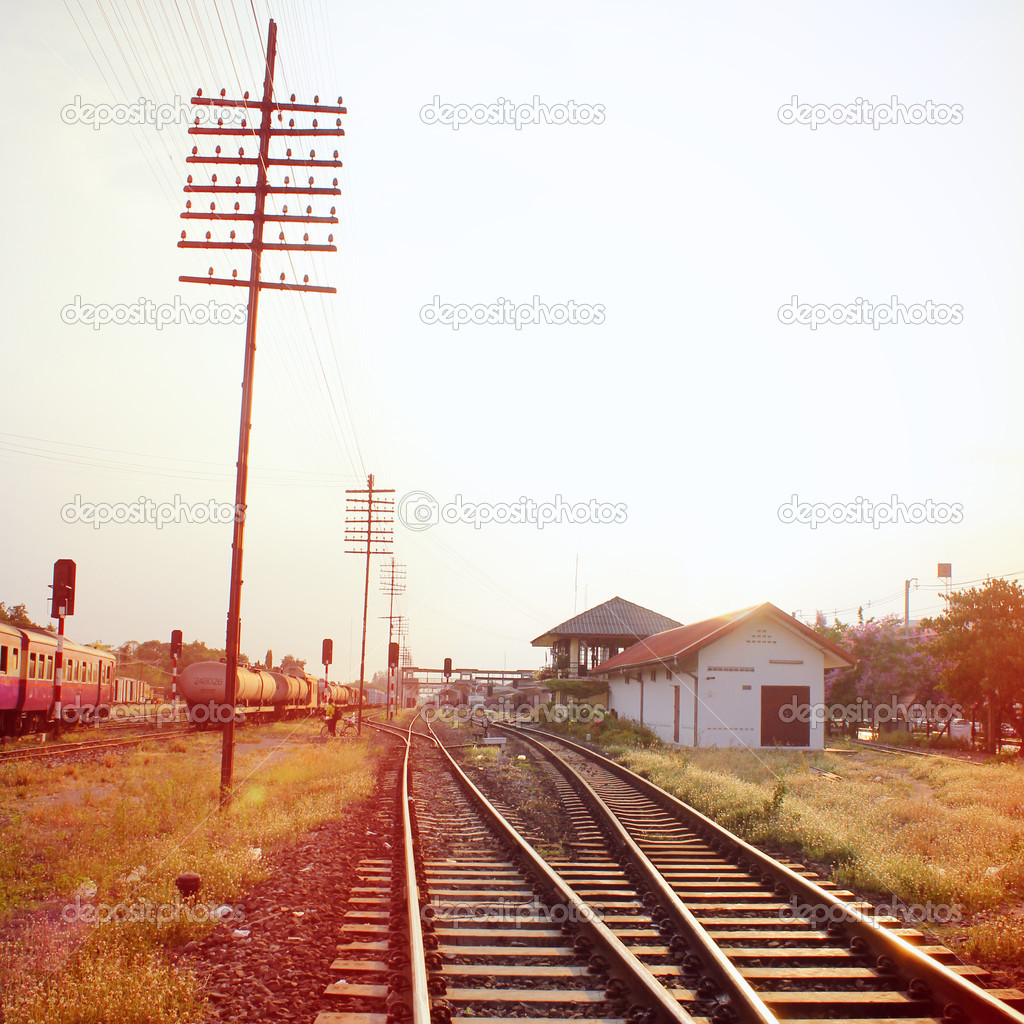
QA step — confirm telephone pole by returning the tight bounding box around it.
[379,559,406,718]
[345,475,394,733]
[178,18,346,807]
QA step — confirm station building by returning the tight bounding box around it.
[591,602,855,749]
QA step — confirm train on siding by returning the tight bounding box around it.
[177,661,356,724]
[0,621,119,736]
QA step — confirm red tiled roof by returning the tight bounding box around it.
[592,602,855,674]
[532,596,682,647]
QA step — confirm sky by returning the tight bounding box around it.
[1,0,1022,679]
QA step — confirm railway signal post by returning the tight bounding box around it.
[321,638,333,709]
[178,18,346,807]
[170,629,182,708]
[49,559,76,739]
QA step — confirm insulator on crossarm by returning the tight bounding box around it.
[278,231,285,240]
[215,145,222,154]
[280,272,286,281]
[310,149,315,158]
[235,176,241,185]
[209,202,215,211]
[185,200,192,209]
[335,118,341,126]
[286,148,292,157]
[303,233,309,241]
[241,119,247,128]
[308,176,314,185]
[217,118,223,126]
[180,230,186,239]
[211,173,218,183]
[303,274,309,283]
[288,118,295,127]
[330,206,336,215]
[197,88,203,97]
[306,205,312,214]
[230,230,236,239]
[337,96,342,104]
[244,91,249,100]
[238,147,244,156]
[191,145,198,155]
[232,269,238,278]
[332,178,338,186]
[314,95,319,104]
[312,118,319,128]
[187,174,193,184]
[333,150,339,158]
[208,267,214,276]
[328,233,334,242]
[284,175,290,184]
[234,202,240,210]
[283,205,289,213]
[205,231,212,239]
[290,94,296,102]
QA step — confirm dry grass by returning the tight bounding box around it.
[0,719,378,1022]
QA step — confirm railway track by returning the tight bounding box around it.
[316,717,1024,1024]
[0,726,194,764]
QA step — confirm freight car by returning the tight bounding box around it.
[178,661,356,724]
[0,622,117,736]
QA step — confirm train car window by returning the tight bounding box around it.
[87,663,93,683]
[11,648,17,672]
[0,647,6,673]
[28,654,36,679]
[46,656,53,680]
[73,661,79,682]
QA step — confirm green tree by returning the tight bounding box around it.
[923,578,1024,754]
[0,603,42,628]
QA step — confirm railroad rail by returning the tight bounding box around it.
[0,726,194,764]
[315,716,1024,1024]
[492,723,1024,1024]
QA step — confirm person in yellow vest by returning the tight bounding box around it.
[324,699,337,736]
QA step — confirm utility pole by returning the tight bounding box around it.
[379,558,406,719]
[904,578,918,636]
[345,475,394,734]
[178,18,346,807]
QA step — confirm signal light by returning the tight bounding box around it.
[389,642,399,670]
[443,657,452,679]
[322,638,333,666]
[170,630,183,659]
[51,559,76,617]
